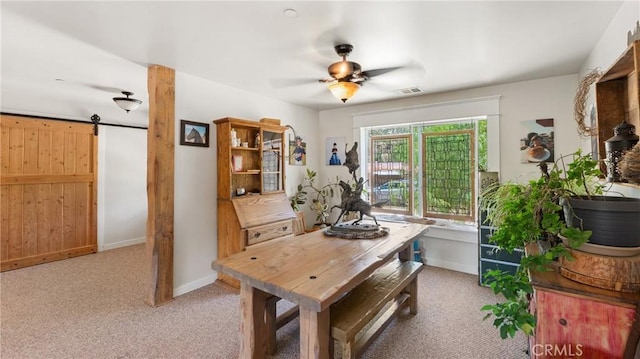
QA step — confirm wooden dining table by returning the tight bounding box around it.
[211,220,429,359]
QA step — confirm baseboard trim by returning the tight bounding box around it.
[425,257,478,275]
[174,273,218,297]
[425,226,478,244]
[100,237,146,251]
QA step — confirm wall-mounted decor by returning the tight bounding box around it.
[289,134,307,166]
[326,136,346,166]
[573,69,602,138]
[519,118,555,164]
[180,120,209,147]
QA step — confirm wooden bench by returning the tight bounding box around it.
[330,258,424,358]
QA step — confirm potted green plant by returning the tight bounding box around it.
[561,152,640,248]
[478,149,640,339]
[290,168,342,227]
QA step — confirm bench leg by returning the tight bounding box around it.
[340,340,355,359]
[407,277,418,315]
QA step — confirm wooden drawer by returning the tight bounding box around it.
[479,226,495,244]
[479,259,519,286]
[246,220,293,246]
[479,244,523,263]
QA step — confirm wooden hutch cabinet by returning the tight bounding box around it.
[214,117,295,287]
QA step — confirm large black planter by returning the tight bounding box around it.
[563,196,640,247]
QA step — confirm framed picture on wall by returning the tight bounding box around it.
[519,118,555,164]
[326,136,346,166]
[289,133,307,166]
[180,120,209,147]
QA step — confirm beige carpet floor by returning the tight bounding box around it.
[1,244,528,358]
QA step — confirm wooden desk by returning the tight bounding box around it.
[211,221,428,359]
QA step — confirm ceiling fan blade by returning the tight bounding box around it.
[86,84,126,93]
[361,66,404,79]
[269,78,319,89]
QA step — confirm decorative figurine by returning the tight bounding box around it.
[324,141,389,239]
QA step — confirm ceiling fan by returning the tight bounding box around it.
[320,44,403,103]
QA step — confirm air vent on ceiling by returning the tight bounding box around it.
[393,86,423,96]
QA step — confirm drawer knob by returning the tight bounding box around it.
[282,226,288,231]
[559,318,567,326]
[254,232,261,238]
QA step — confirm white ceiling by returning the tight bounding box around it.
[1,1,624,127]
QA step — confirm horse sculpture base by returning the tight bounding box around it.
[324,220,389,239]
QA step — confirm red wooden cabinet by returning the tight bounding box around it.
[530,288,636,358]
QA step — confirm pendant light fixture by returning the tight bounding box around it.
[113,91,142,113]
[328,81,360,103]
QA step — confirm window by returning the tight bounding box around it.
[369,134,412,214]
[422,129,475,221]
[362,117,487,221]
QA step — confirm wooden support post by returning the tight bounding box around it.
[145,64,175,307]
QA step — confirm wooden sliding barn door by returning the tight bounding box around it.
[1,115,98,271]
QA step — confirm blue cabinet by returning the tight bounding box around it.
[478,210,522,286]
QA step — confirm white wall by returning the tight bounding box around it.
[97,126,147,250]
[580,1,639,77]
[173,71,319,295]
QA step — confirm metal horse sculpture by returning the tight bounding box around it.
[332,181,379,225]
[343,142,360,178]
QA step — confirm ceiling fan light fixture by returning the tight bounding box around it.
[328,81,360,103]
[113,91,142,113]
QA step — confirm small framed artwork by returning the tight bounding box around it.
[289,134,307,166]
[231,155,243,172]
[519,118,555,164]
[326,136,346,166]
[180,120,209,147]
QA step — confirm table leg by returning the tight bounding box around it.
[266,296,280,355]
[398,242,414,262]
[299,307,331,359]
[240,282,270,359]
